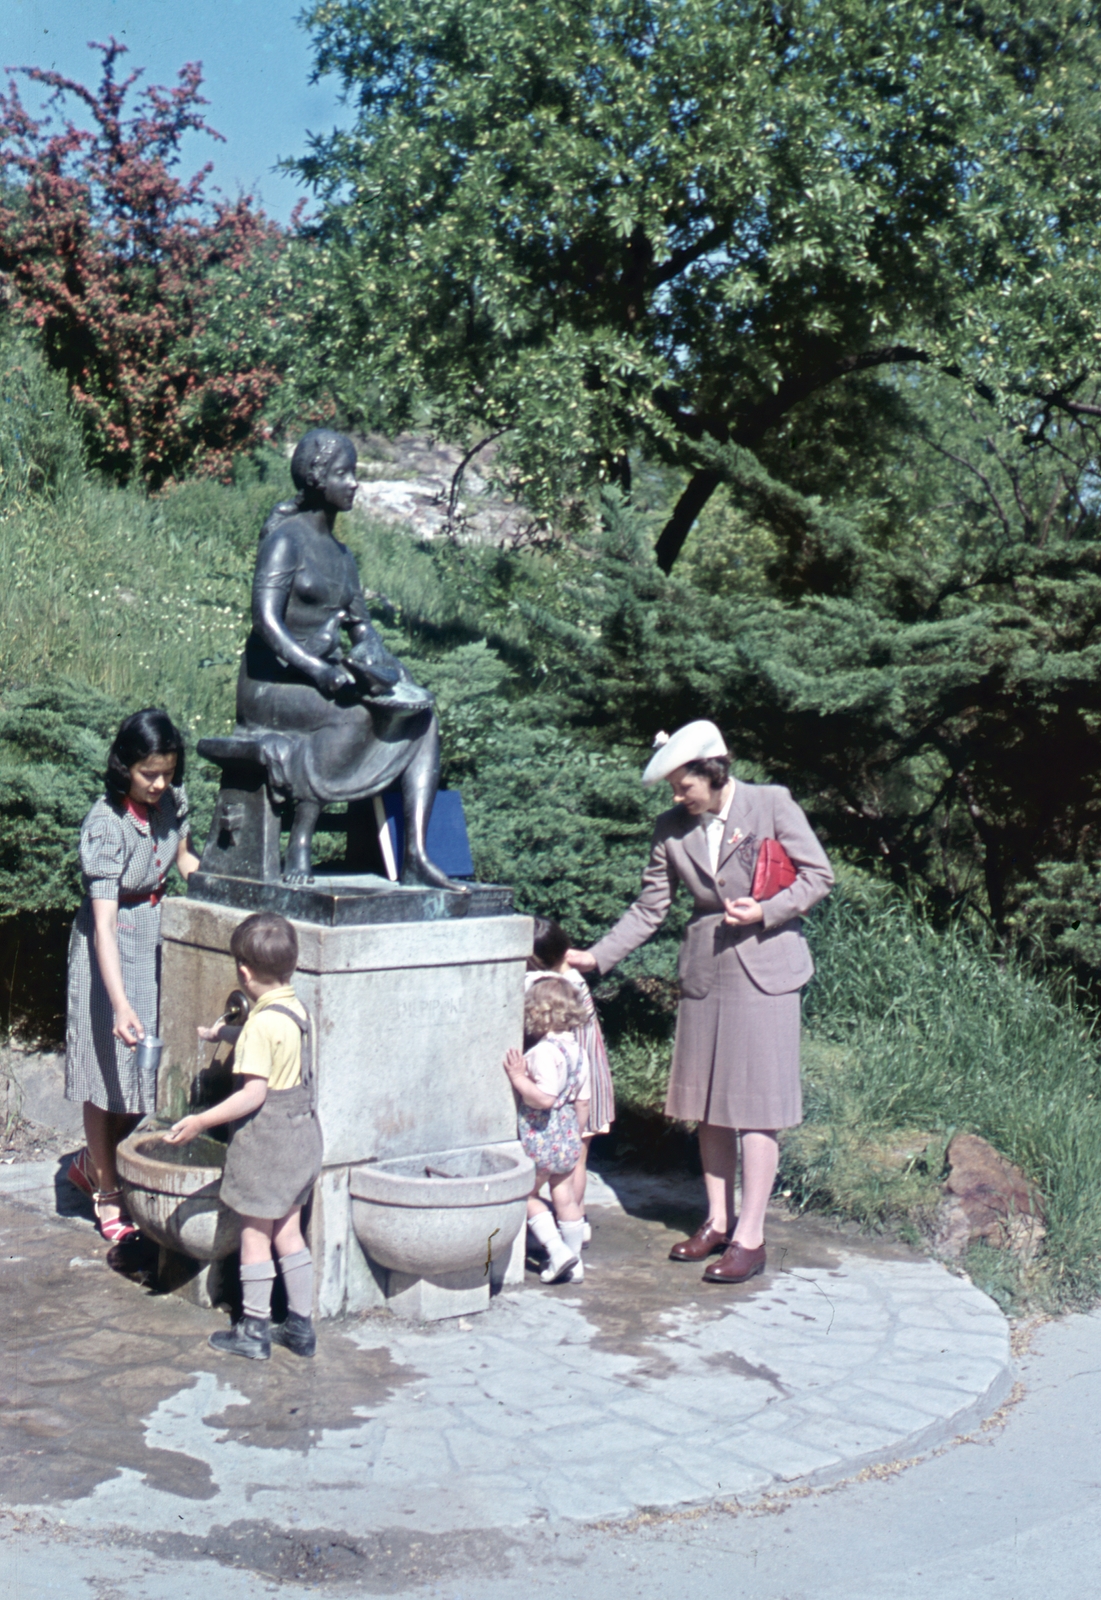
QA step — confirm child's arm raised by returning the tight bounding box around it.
[162,1074,268,1144]
[502,1047,556,1110]
[197,1021,243,1044]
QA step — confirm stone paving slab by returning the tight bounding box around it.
[0,1157,1012,1539]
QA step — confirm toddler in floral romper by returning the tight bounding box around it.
[504,978,591,1284]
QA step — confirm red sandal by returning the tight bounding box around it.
[67,1147,96,1198]
[93,1189,140,1245]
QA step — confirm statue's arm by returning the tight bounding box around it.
[252,529,352,691]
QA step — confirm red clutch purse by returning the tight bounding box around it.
[751,838,797,900]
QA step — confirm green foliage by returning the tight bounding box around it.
[0,335,85,507]
[1013,862,1101,975]
[0,680,125,914]
[297,0,1101,560]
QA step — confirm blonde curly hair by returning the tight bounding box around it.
[523,977,588,1043]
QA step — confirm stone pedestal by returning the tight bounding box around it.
[158,897,532,1319]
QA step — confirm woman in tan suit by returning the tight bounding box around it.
[568,721,833,1283]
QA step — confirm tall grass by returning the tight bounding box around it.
[0,475,268,740]
[795,871,1101,1305]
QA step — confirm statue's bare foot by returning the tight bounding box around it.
[401,854,469,892]
[282,844,315,887]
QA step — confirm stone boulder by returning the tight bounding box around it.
[932,1132,1045,1262]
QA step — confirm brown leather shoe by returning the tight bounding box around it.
[669,1222,732,1262]
[702,1241,767,1283]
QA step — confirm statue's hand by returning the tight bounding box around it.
[316,662,355,694]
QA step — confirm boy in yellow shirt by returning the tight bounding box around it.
[164,912,323,1360]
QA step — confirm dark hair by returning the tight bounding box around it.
[524,978,588,1044]
[682,755,730,791]
[105,709,186,807]
[527,916,570,973]
[230,912,299,984]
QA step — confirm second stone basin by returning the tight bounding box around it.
[350,1143,534,1281]
[117,1121,241,1261]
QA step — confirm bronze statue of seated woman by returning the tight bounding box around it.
[221,428,458,888]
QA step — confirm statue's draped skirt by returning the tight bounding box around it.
[237,635,434,805]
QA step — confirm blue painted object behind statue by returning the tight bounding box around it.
[382,789,474,879]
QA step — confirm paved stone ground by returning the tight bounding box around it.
[0,1150,1011,1593]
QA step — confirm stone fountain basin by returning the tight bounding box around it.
[117,1122,242,1262]
[349,1144,534,1279]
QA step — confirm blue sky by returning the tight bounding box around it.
[0,0,352,222]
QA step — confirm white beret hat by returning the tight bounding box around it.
[642,720,729,785]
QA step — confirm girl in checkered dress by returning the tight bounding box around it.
[65,710,200,1242]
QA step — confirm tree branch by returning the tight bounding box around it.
[653,468,723,573]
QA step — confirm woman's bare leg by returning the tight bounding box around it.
[698,1122,739,1233]
[83,1103,139,1224]
[731,1130,779,1249]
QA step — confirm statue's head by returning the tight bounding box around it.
[290,429,358,510]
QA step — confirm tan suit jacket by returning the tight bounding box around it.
[590,782,834,997]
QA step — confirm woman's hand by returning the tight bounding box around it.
[177,836,201,881]
[113,1003,145,1046]
[723,896,764,926]
[566,948,598,972]
[162,1115,206,1145]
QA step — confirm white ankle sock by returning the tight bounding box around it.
[559,1220,585,1282]
[528,1211,577,1280]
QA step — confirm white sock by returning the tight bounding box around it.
[528,1211,577,1281]
[560,1219,585,1282]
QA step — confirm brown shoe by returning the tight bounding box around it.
[702,1241,767,1284]
[669,1222,732,1262]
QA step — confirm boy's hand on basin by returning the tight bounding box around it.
[162,1115,205,1144]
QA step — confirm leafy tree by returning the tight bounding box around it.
[297,0,1101,563]
[0,40,284,487]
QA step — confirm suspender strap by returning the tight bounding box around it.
[263,1003,315,1103]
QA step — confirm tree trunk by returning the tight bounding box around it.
[653,468,722,574]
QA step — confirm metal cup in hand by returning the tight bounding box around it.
[134,1035,163,1074]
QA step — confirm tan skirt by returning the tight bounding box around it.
[665,945,803,1130]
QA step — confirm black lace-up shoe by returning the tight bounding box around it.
[271,1311,317,1358]
[209,1315,271,1360]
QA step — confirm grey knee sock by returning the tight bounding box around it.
[240,1259,276,1321]
[278,1248,314,1318]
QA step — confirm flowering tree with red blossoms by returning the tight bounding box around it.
[0,40,285,487]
